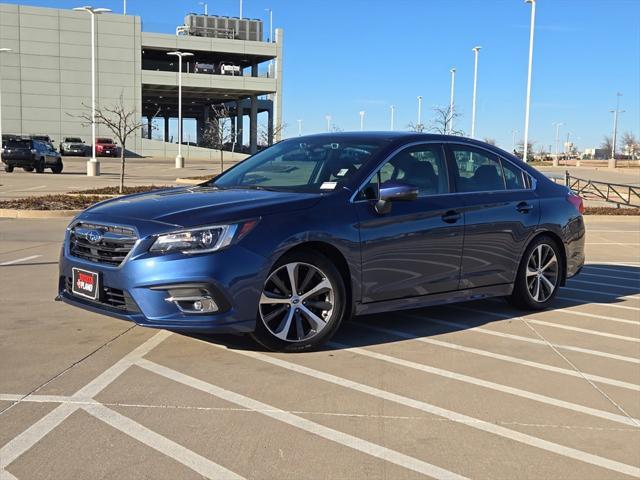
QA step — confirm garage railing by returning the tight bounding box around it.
[562,171,640,208]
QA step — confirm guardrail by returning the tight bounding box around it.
[558,171,640,208]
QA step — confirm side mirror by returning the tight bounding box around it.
[375,181,418,214]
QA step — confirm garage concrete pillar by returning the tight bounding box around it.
[164,117,170,142]
[267,108,274,146]
[251,61,258,78]
[249,96,258,154]
[236,100,244,150]
[146,116,152,139]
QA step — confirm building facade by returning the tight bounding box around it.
[0,3,282,156]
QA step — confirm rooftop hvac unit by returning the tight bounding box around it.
[183,14,263,41]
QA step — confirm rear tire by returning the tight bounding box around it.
[4,164,14,173]
[251,250,347,352]
[51,161,63,174]
[35,158,45,173]
[508,235,562,310]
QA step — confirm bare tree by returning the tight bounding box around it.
[428,106,464,136]
[621,131,638,158]
[483,137,496,146]
[600,135,613,156]
[516,141,535,161]
[201,104,234,172]
[75,95,155,194]
[258,122,287,147]
[407,121,425,133]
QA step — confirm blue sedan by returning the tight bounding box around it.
[58,133,585,351]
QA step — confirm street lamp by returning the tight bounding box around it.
[199,2,208,15]
[553,122,564,167]
[522,0,537,163]
[239,0,243,19]
[297,119,302,136]
[471,46,481,139]
[359,111,365,131]
[123,0,127,15]
[265,8,273,42]
[417,96,423,132]
[325,115,331,132]
[390,105,395,131]
[73,6,112,177]
[167,51,194,168]
[448,68,456,134]
[610,92,624,167]
[0,48,12,154]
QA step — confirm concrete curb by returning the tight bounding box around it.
[0,209,80,219]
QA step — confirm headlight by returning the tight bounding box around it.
[149,220,258,255]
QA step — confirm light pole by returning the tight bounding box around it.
[123,0,126,15]
[265,8,273,42]
[553,122,564,167]
[167,51,193,168]
[522,0,536,163]
[0,48,12,155]
[390,105,395,131]
[297,119,302,136]
[239,0,243,19]
[448,67,456,134]
[325,115,331,132]
[74,6,111,177]
[471,46,481,138]
[610,92,624,168]
[359,111,365,131]
[199,2,208,15]
[417,96,423,132]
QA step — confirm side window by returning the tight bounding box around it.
[501,160,526,190]
[361,144,449,199]
[452,146,505,192]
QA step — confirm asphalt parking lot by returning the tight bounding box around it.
[0,216,638,479]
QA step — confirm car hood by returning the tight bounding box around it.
[81,186,323,231]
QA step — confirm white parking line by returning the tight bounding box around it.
[586,243,639,245]
[552,308,640,326]
[569,278,640,291]
[409,315,640,364]
[190,342,640,478]
[84,403,245,480]
[556,296,640,312]
[0,255,41,266]
[351,322,640,392]
[583,266,640,276]
[560,286,640,301]
[580,272,640,282]
[329,341,640,427]
[453,306,640,344]
[138,359,468,480]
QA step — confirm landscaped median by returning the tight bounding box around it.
[0,185,639,218]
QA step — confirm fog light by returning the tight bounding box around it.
[165,295,218,314]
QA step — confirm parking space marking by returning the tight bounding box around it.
[190,341,640,477]
[583,266,640,275]
[556,296,640,312]
[569,278,640,291]
[138,359,468,480]
[586,242,639,245]
[412,315,640,364]
[454,306,640,344]
[83,403,245,480]
[0,256,41,266]
[581,271,640,282]
[560,286,640,301]
[329,341,640,427]
[351,322,640,391]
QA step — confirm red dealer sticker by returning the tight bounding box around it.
[72,268,99,300]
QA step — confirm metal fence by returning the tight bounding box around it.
[560,171,640,208]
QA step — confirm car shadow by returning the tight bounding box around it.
[185,263,639,353]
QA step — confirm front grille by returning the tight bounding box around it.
[64,277,139,313]
[69,222,137,266]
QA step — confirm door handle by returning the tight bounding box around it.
[441,210,461,224]
[516,202,533,213]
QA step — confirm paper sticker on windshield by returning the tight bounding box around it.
[320,182,338,190]
[336,168,349,177]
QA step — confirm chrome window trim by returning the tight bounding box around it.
[350,139,537,204]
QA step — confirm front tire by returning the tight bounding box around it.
[51,161,63,174]
[4,164,14,173]
[35,158,45,173]
[508,235,562,310]
[251,250,347,352]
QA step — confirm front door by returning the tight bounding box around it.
[446,144,539,289]
[355,143,465,303]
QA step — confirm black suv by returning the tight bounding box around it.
[2,138,63,173]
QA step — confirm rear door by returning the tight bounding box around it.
[446,143,539,289]
[355,142,465,303]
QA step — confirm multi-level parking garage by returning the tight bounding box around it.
[0,4,283,156]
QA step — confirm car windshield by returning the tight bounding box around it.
[211,138,388,193]
[66,138,82,143]
[6,139,31,149]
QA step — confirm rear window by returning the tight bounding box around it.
[66,138,82,143]
[7,140,31,149]
[97,138,113,144]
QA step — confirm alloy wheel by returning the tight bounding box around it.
[259,262,335,342]
[526,243,559,303]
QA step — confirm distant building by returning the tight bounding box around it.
[582,148,608,160]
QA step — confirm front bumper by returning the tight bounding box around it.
[58,236,270,333]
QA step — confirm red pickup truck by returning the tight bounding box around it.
[95,138,118,157]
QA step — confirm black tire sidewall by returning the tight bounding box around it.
[510,235,561,310]
[251,250,347,352]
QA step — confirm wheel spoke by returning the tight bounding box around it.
[270,272,290,296]
[263,305,287,323]
[304,300,333,310]
[294,310,305,340]
[299,305,327,330]
[300,279,331,301]
[260,292,290,305]
[274,307,295,340]
[540,273,555,292]
[541,253,557,273]
[298,266,316,294]
[286,263,298,296]
[533,277,541,301]
[526,267,537,277]
[536,245,543,269]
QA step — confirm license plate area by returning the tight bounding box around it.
[72,267,100,300]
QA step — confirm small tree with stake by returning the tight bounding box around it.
[76,94,157,194]
[201,104,234,173]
